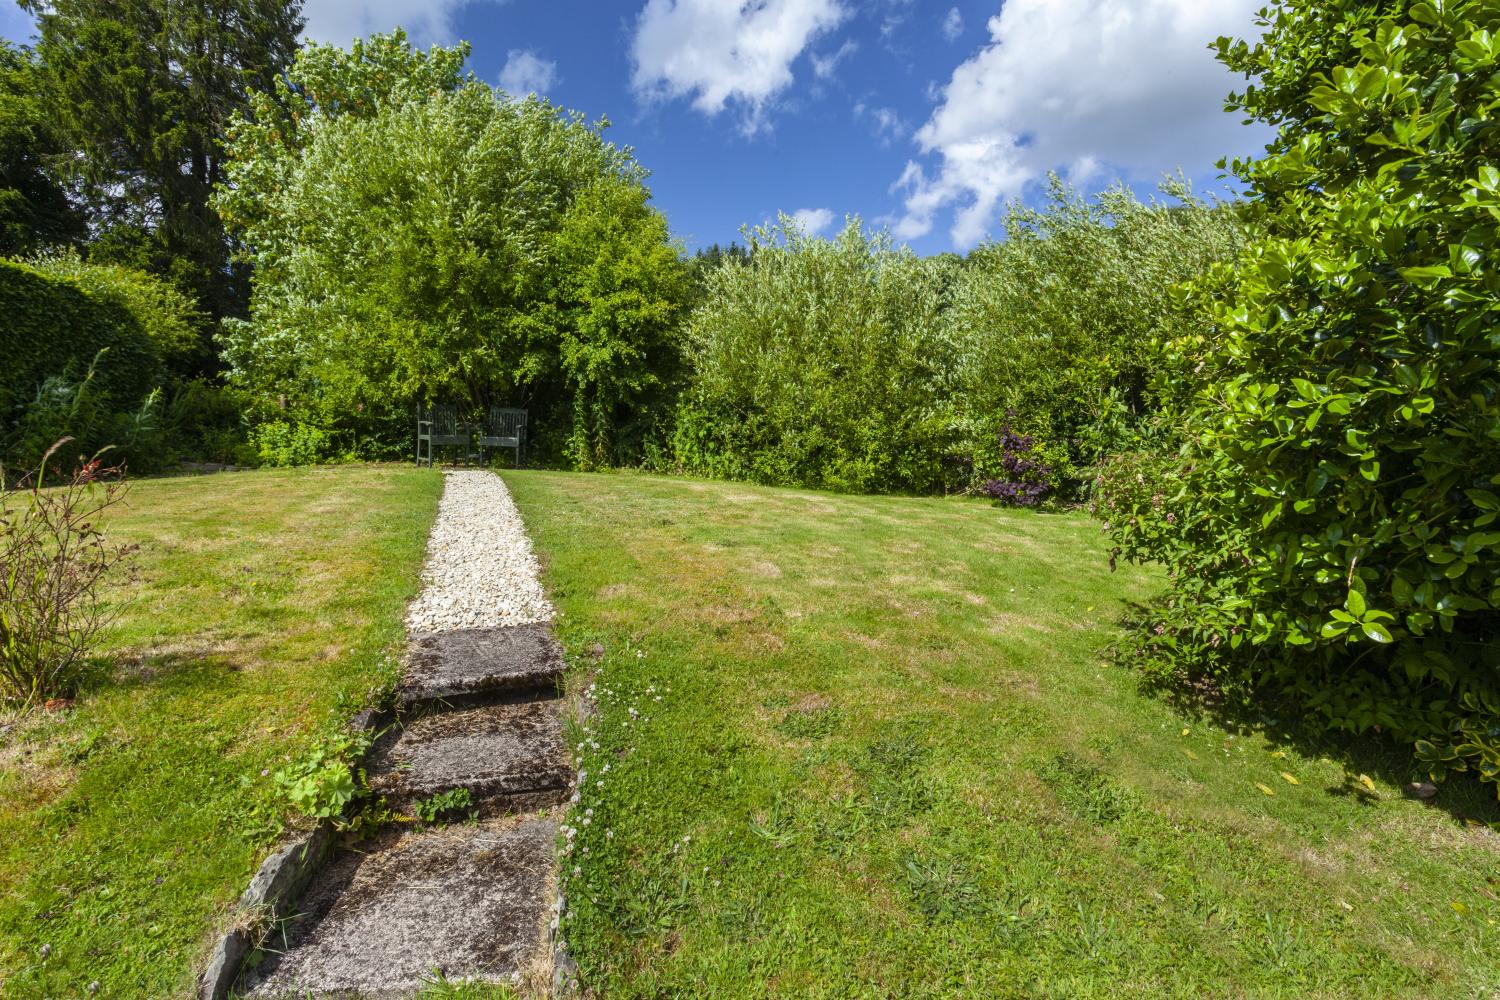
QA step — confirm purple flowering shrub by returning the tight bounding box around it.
[979,422,1051,508]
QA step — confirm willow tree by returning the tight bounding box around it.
[217,32,687,464]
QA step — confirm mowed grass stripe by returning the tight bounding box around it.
[506,470,1500,1000]
[0,465,441,998]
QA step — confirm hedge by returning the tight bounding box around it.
[0,258,160,419]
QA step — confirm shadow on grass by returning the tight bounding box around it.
[85,646,247,699]
[1110,602,1500,829]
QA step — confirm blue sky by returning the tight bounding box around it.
[1,0,1274,256]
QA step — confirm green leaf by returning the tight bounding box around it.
[1465,489,1499,511]
[1399,265,1451,285]
[1346,589,1366,617]
[1408,1,1438,24]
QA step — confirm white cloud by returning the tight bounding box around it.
[299,0,503,47]
[631,0,848,134]
[499,49,558,96]
[879,0,914,40]
[812,39,858,79]
[894,0,1271,247]
[941,7,964,41]
[790,207,836,235]
[854,102,906,147]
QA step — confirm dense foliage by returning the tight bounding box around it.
[27,250,203,375]
[675,192,1242,496]
[674,217,960,493]
[949,179,1245,491]
[21,0,302,325]
[0,258,158,458]
[0,41,81,255]
[1096,0,1500,791]
[219,32,687,465]
[0,255,215,472]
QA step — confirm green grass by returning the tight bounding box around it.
[505,470,1500,999]
[0,464,441,998]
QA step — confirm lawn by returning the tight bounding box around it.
[505,470,1500,999]
[0,464,441,998]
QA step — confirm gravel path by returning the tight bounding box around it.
[405,471,554,633]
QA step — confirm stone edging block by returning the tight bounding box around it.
[198,822,335,999]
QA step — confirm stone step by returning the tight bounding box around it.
[368,699,572,816]
[240,817,556,998]
[400,624,565,709]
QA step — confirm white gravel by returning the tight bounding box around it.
[405,470,554,632]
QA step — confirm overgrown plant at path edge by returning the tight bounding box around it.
[1096,0,1500,792]
[0,439,133,705]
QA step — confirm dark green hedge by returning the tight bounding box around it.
[0,258,159,417]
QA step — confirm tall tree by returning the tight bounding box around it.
[0,40,82,254]
[218,32,686,464]
[21,0,302,331]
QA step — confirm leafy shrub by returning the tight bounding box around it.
[1101,0,1500,791]
[271,727,372,822]
[163,378,252,465]
[949,179,1244,495]
[0,441,134,705]
[4,354,166,474]
[250,420,329,467]
[671,188,1239,497]
[675,216,960,494]
[979,421,1052,508]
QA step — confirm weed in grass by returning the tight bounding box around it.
[903,853,986,923]
[1254,911,1309,972]
[1036,751,1137,824]
[748,790,801,849]
[855,727,934,824]
[774,705,842,740]
[417,969,518,999]
[1066,902,1122,964]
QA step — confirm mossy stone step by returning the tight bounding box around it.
[240,817,556,998]
[400,624,565,708]
[368,699,571,815]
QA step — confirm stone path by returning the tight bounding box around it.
[237,471,569,998]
